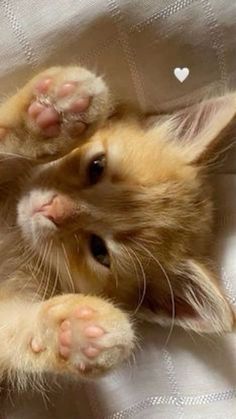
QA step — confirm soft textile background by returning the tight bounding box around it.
[2,1,236,418]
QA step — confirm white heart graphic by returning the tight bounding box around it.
[174,67,189,83]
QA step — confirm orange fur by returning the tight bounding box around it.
[0,66,234,402]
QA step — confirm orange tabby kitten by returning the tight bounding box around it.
[0,66,234,395]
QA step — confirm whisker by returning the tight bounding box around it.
[32,241,50,298]
[42,240,53,300]
[50,245,60,298]
[131,239,176,346]
[120,244,146,313]
[33,239,49,278]
[61,242,75,293]
[74,233,80,247]
[125,246,147,315]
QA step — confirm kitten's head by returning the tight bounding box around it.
[17,95,236,334]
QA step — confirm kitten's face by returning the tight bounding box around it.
[17,100,236,333]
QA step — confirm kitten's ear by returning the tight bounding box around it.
[153,94,236,164]
[142,259,235,334]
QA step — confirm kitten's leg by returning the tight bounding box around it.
[0,66,112,161]
[0,291,134,384]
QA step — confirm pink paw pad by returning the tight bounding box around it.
[68,97,91,113]
[28,78,91,138]
[57,82,77,98]
[28,101,60,137]
[58,307,106,364]
[83,345,101,358]
[28,102,46,118]
[35,78,52,94]
[59,320,72,359]
[74,306,95,320]
[56,81,91,115]
[36,107,59,129]
[30,337,45,354]
[84,325,105,338]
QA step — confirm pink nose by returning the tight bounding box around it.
[35,195,74,225]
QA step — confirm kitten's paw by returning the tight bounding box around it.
[57,304,131,376]
[32,295,134,377]
[26,67,111,138]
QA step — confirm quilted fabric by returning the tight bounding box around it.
[1,1,236,418]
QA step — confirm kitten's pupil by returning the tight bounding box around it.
[89,234,110,267]
[88,154,106,185]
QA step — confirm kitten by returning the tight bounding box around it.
[0,66,234,396]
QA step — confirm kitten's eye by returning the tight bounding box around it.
[87,154,106,185]
[89,234,110,267]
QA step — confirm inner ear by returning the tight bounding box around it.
[150,94,236,165]
[140,259,235,334]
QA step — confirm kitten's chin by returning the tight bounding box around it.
[17,189,59,245]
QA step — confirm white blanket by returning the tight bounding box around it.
[2,1,236,418]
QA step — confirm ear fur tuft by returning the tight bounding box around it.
[140,259,235,334]
[149,94,236,165]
